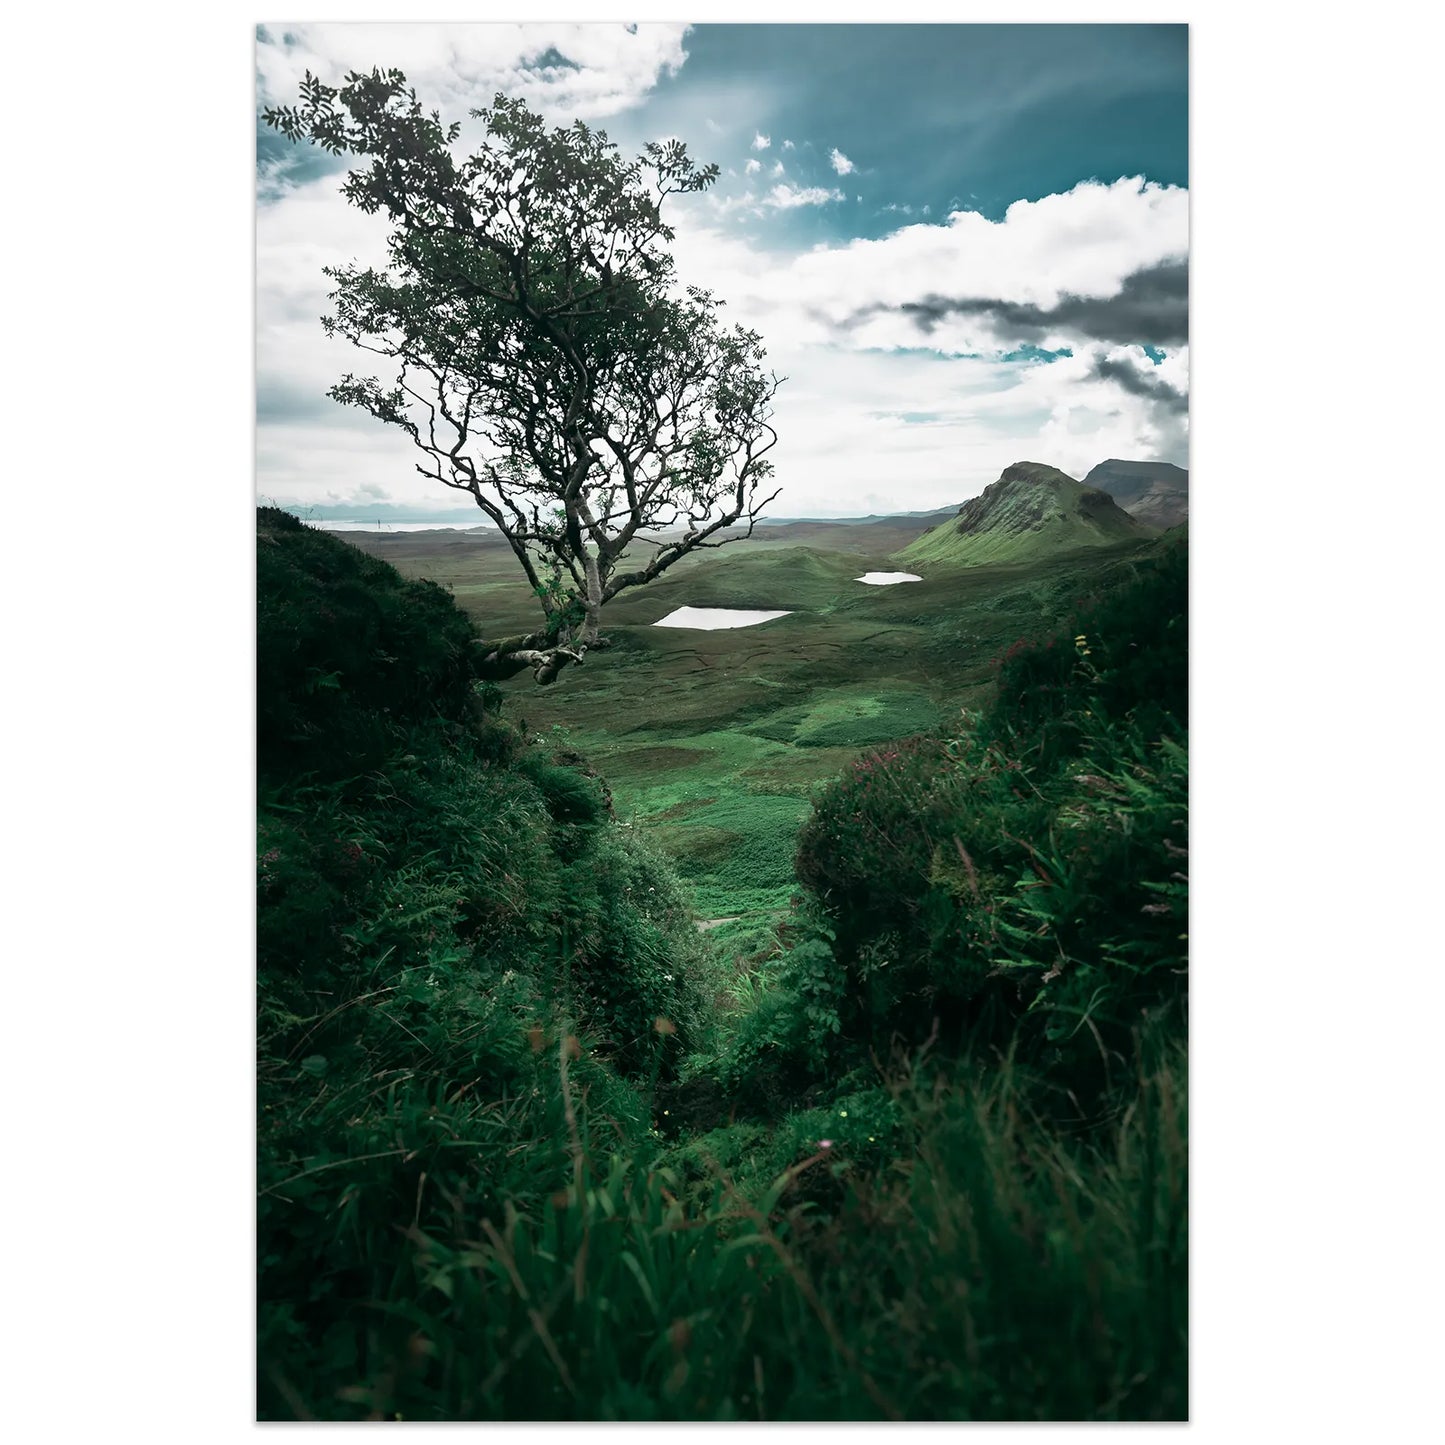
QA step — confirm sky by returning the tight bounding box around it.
[256,22,1188,520]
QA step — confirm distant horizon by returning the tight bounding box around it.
[270,452,1187,529]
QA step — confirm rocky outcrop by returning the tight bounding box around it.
[901,460,1150,567]
[1083,459,1189,531]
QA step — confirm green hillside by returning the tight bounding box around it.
[900,461,1152,567]
[258,506,1187,1422]
[605,545,866,620]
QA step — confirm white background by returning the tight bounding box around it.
[5,3,1440,1440]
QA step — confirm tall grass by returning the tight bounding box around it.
[261,999,1185,1421]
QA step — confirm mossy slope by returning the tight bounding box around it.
[900,461,1152,567]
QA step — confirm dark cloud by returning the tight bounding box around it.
[1091,353,1189,415]
[851,259,1188,350]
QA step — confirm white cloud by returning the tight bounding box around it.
[712,176,1188,357]
[255,21,691,122]
[751,131,771,150]
[744,158,761,175]
[781,139,795,151]
[771,160,785,177]
[829,147,854,176]
[659,179,1189,509]
[764,183,845,210]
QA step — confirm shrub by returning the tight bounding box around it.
[257,507,491,775]
[710,958,835,1116]
[982,535,1187,768]
[791,538,1188,1098]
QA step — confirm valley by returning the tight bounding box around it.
[258,460,1190,1421]
[340,463,1179,939]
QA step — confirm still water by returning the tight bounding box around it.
[653,607,792,630]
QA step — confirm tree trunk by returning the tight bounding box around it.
[580,547,604,646]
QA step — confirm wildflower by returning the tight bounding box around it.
[818,1139,834,1150]
[839,1109,848,1118]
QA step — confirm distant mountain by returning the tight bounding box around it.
[900,461,1152,567]
[721,507,960,553]
[1082,459,1189,531]
[279,501,492,527]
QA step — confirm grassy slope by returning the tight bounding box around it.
[901,465,1151,568]
[261,511,1188,1422]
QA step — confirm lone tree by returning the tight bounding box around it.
[264,70,782,683]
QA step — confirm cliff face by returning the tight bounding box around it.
[1083,459,1189,531]
[901,461,1151,567]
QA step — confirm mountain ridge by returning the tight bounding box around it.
[1083,458,1189,530]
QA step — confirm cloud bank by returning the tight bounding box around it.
[255,22,691,122]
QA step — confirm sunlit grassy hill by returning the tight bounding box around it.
[901,461,1152,568]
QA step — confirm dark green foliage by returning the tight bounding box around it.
[257,506,494,774]
[706,925,852,1117]
[791,537,1188,1098]
[551,828,719,1079]
[262,1039,1186,1421]
[982,533,1187,768]
[257,506,1186,1421]
[256,509,709,1020]
[258,512,727,1416]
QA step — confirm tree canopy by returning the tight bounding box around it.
[265,70,783,683]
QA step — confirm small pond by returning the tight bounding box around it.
[653,606,792,630]
[855,571,923,585]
